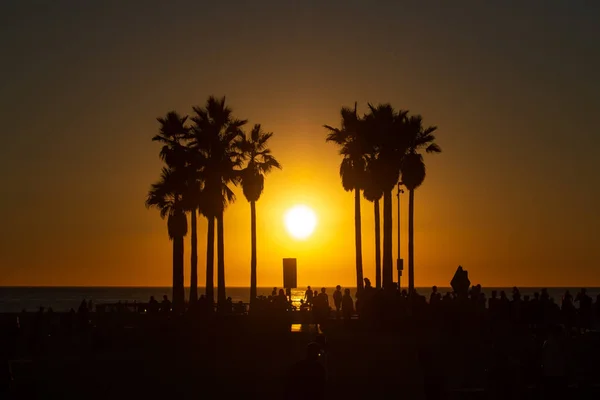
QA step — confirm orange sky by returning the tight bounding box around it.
[1,1,598,287]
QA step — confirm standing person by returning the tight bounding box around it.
[304,286,313,305]
[316,288,330,327]
[333,285,343,317]
[161,295,172,313]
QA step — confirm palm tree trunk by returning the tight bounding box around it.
[374,199,382,289]
[250,201,257,304]
[354,188,364,293]
[205,216,215,304]
[173,235,185,312]
[408,189,415,294]
[190,208,198,304]
[382,189,393,290]
[217,211,226,306]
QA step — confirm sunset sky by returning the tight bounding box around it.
[1,1,598,288]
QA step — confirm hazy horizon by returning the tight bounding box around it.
[1,1,599,287]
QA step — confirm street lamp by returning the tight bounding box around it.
[396,182,404,291]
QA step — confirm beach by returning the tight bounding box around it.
[1,286,598,313]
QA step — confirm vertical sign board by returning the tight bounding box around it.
[283,258,297,289]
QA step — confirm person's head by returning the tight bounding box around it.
[307,286,311,290]
[306,342,322,361]
[163,295,168,300]
[432,286,438,293]
[581,288,587,294]
[344,288,350,295]
[314,290,318,296]
[150,296,155,301]
[279,289,285,296]
[491,290,497,298]
[321,287,326,294]
[336,285,341,291]
[364,278,371,288]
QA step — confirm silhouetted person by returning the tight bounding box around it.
[341,288,353,321]
[575,288,592,330]
[285,342,326,400]
[161,295,171,313]
[304,286,313,305]
[78,299,88,314]
[148,296,159,313]
[561,290,575,329]
[333,285,342,314]
[272,287,277,296]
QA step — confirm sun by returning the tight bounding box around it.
[284,205,317,240]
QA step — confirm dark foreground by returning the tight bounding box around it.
[3,311,600,400]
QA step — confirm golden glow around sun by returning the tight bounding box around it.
[284,205,317,240]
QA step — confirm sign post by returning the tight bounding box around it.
[283,258,297,301]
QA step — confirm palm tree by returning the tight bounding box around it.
[181,161,203,305]
[362,155,385,289]
[150,112,190,311]
[146,167,188,312]
[239,124,282,304]
[364,104,409,290]
[325,103,366,293]
[190,96,246,306]
[399,115,441,294]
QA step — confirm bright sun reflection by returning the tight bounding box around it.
[284,205,317,240]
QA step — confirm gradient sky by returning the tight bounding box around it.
[1,1,598,288]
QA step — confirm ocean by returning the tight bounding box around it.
[1,286,598,313]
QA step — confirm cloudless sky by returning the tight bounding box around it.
[1,1,599,288]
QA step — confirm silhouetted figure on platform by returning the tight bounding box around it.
[161,295,171,313]
[341,288,353,322]
[429,286,440,305]
[561,290,575,330]
[450,266,470,299]
[272,287,277,296]
[304,286,313,305]
[576,288,592,330]
[333,285,342,315]
[285,342,326,400]
[313,288,330,326]
[148,296,159,313]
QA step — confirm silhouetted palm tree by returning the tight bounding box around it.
[362,155,385,289]
[400,115,441,294]
[181,162,203,305]
[239,124,282,304]
[190,96,246,306]
[146,167,187,312]
[150,112,190,311]
[325,103,366,293]
[364,104,409,290]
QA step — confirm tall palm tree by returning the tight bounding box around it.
[146,167,188,312]
[400,115,441,294]
[362,155,385,289]
[150,112,189,311]
[190,96,246,306]
[239,124,282,304]
[325,103,366,293]
[364,104,409,290]
[181,161,203,305]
